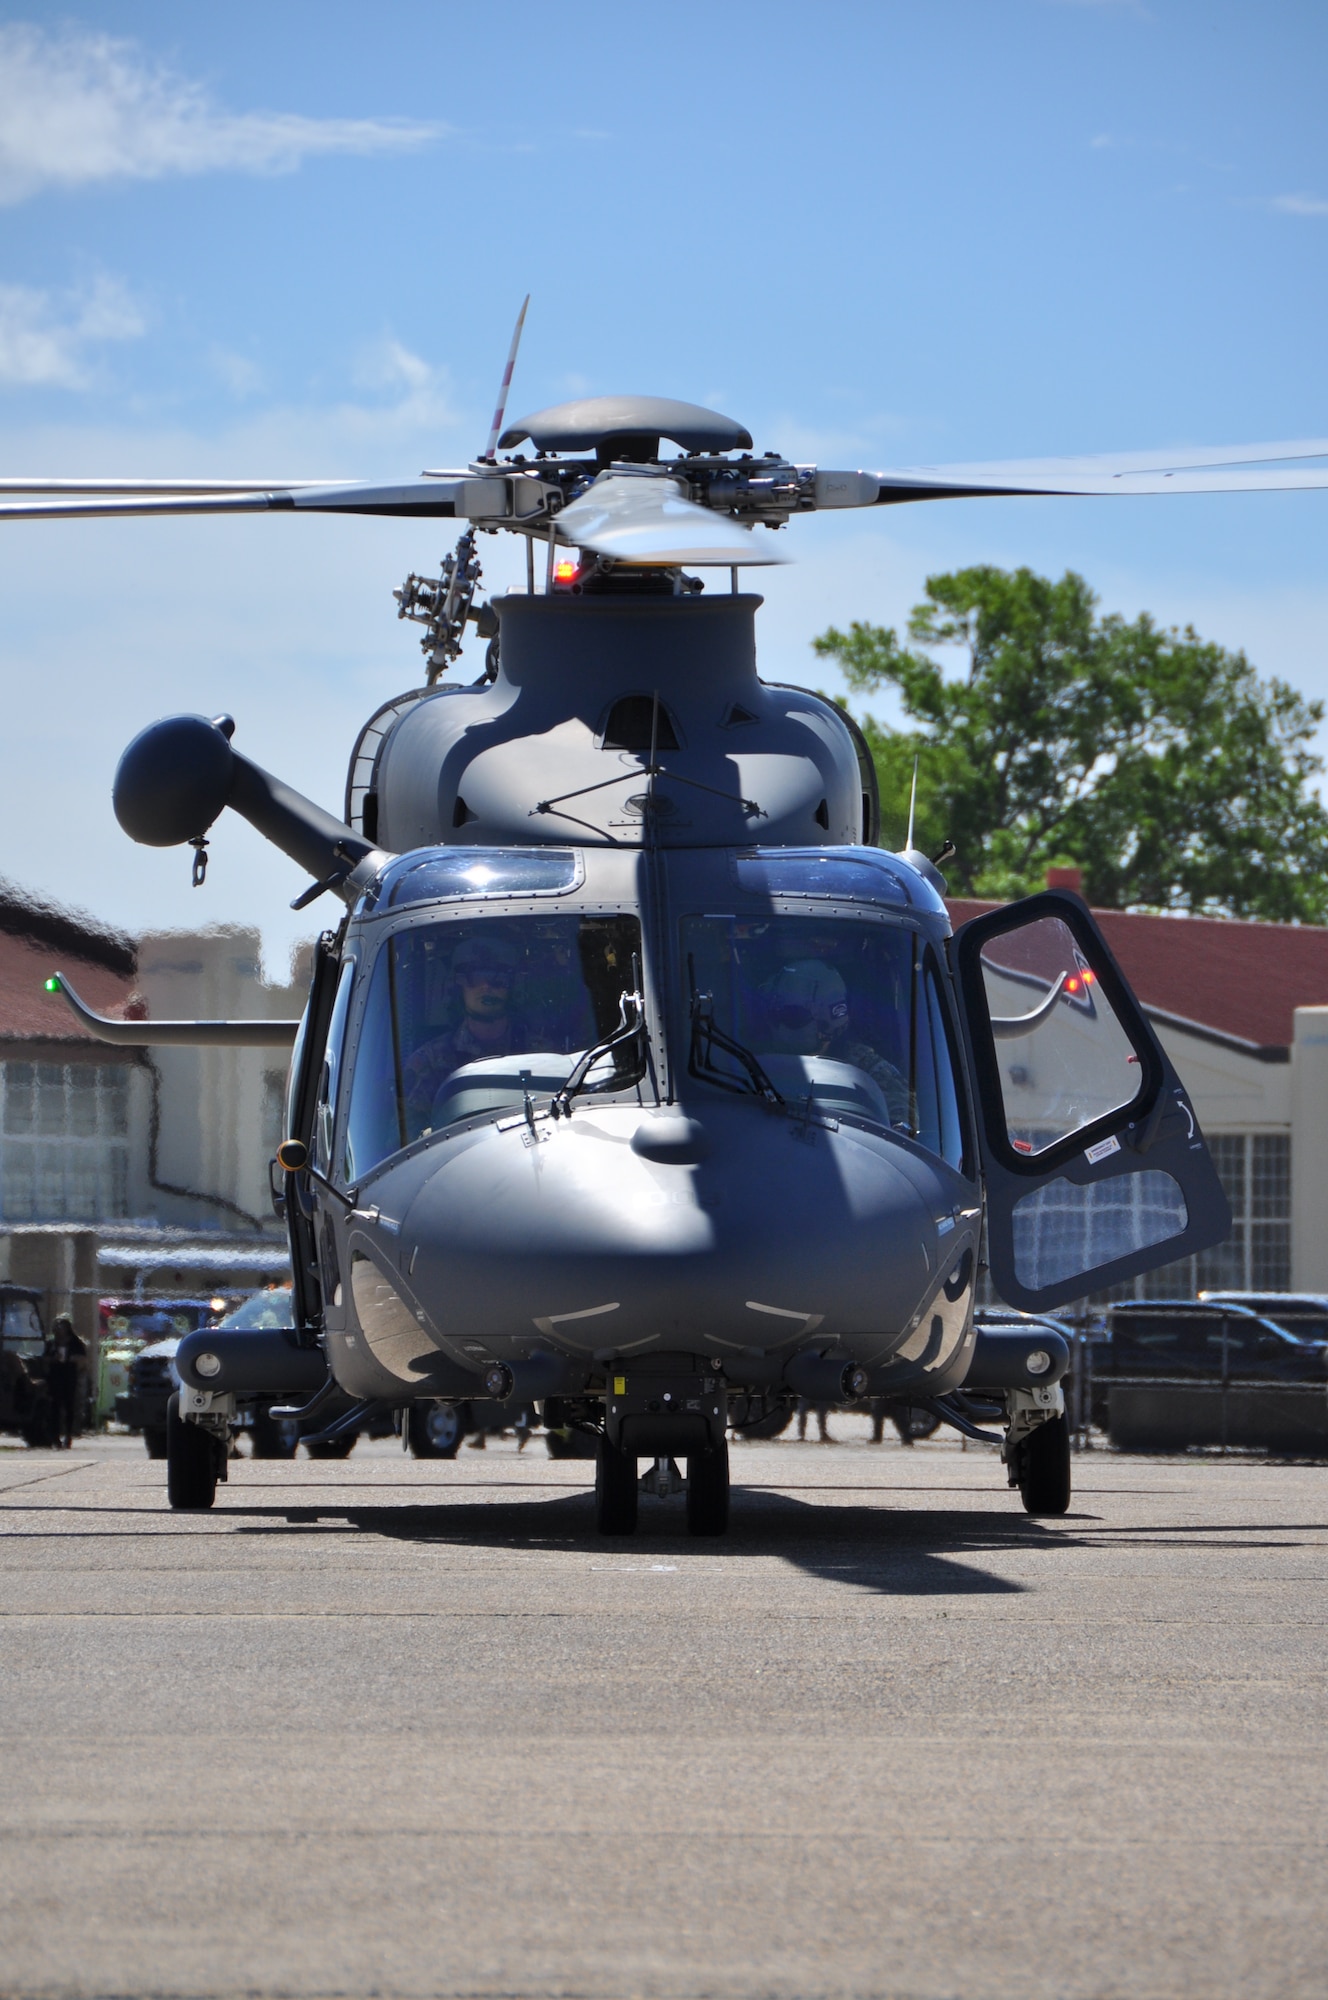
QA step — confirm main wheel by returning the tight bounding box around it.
[595,1434,638,1534]
[250,1406,299,1459]
[546,1426,598,1459]
[1017,1413,1071,1516]
[409,1402,465,1459]
[731,1401,794,1442]
[893,1405,942,1443]
[306,1433,356,1459]
[143,1425,168,1460]
[166,1393,221,1511]
[686,1437,730,1537]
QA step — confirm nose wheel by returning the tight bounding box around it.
[595,1433,638,1534]
[166,1394,223,1511]
[1014,1412,1071,1516]
[595,1434,732,1535]
[685,1438,730,1536]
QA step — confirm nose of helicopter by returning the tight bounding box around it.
[396,1101,947,1359]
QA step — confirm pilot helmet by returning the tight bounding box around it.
[450,935,519,983]
[768,959,849,1047]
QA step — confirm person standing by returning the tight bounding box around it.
[45,1315,87,1450]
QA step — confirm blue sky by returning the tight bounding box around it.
[0,0,1325,970]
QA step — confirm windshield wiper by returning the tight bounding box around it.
[550,983,648,1119]
[688,970,785,1108]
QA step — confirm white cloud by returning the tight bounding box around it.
[1267,193,1328,218]
[208,347,265,400]
[348,337,460,438]
[0,274,144,387]
[0,23,442,204]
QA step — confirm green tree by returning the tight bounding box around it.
[815,565,1328,921]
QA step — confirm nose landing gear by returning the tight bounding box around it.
[594,1436,732,1537]
[597,1359,732,1537]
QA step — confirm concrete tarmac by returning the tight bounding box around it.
[1,1425,1325,2000]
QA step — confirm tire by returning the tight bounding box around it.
[166,1393,221,1511]
[1017,1413,1071,1516]
[686,1437,730,1537]
[546,1426,599,1459]
[893,1406,942,1443]
[595,1433,638,1534]
[409,1402,465,1459]
[306,1434,356,1459]
[732,1404,794,1442]
[250,1406,299,1459]
[143,1426,168,1460]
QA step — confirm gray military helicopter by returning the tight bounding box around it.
[26,310,1328,1530]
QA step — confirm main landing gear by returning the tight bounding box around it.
[595,1434,731,1537]
[1010,1410,1071,1516]
[166,1393,226,1511]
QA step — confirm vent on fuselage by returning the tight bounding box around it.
[601,695,681,753]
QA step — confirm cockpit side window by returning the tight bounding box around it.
[913,948,969,1174]
[343,912,643,1180]
[312,959,356,1178]
[682,914,971,1173]
[682,914,913,1130]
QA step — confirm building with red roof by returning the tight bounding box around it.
[0,882,299,1345]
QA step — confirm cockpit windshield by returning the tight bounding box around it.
[343,913,643,1179]
[683,914,967,1169]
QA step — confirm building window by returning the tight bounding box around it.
[0,1061,131,1221]
[975,1130,1292,1310]
[1137,1132,1289,1299]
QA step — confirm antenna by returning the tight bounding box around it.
[905,754,919,852]
[480,294,530,464]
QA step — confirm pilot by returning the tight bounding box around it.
[402,935,530,1126]
[765,959,910,1125]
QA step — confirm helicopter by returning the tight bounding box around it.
[25,305,1328,1531]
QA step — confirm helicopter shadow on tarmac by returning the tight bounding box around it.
[223,1483,1101,1597]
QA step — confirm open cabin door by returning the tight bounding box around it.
[951,891,1231,1313]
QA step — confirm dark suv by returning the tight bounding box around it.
[0,1286,52,1446]
[1198,1292,1328,1345]
[1096,1301,1328,1453]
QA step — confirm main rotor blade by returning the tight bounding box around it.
[862,436,1328,505]
[912,435,1328,479]
[0,479,473,522]
[0,477,338,494]
[555,473,788,566]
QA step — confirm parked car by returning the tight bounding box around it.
[120,1289,296,1458]
[100,1296,226,1341]
[103,1297,225,1428]
[1096,1300,1328,1453]
[0,1285,53,1446]
[118,1330,183,1457]
[1198,1291,1328,1344]
[409,1397,539,1458]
